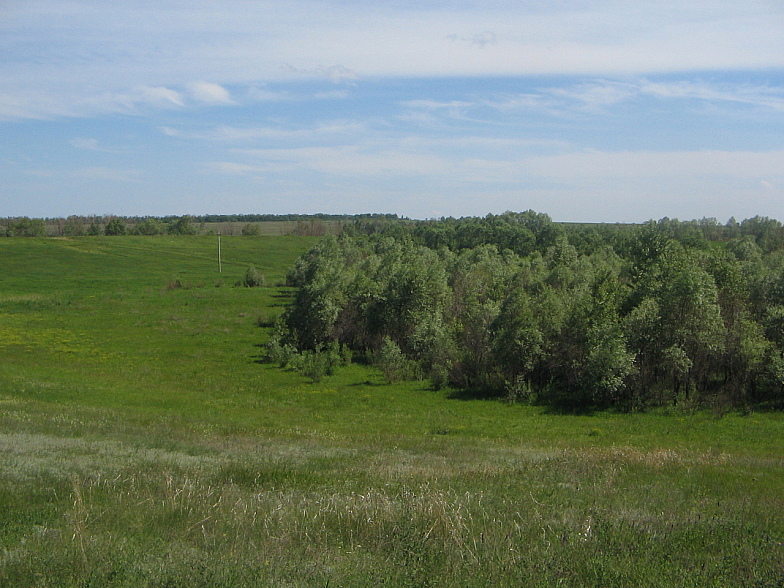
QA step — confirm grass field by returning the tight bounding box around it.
[1,235,783,587]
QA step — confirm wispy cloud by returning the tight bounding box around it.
[218,146,450,178]
[70,167,142,182]
[206,162,262,176]
[246,87,291,102]
[639,80,784,111]
[314,89,350,100]
[423,79,784,121]
[521,149,784,182]
[68,137,123,153]
[446,31,499,48]
[161,121,366,143]
[69,138,101,151]
[280,63,359,83]
[188,82,234,104]
[545,81,638,112]
[212,142,784,187]
[135,86,184,107]
[2,1,782,121]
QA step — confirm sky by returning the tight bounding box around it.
[1,1,784,223]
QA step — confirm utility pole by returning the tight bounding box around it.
[218,231,222,273]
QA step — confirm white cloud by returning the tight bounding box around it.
[246,87,291,102]
[3,0,782,121]
[160,121,366,142]
[447,31,499,48]
[280,64,359,83]
[137,86,184,107]
[188,81,233,104]
[221,145,451,177]
[212,145,784,200]
[314,89,350,100]
[639,80,784,111]
[207,162,262,175]
[427,79,784,122]
[546,81,638,111]
[69,137,101,150]
[70,167,142,182]
[522,149,784,181]
[23,169,55,178]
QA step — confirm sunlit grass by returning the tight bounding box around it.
[0,235,783,586]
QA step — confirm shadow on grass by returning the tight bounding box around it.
[348,380,385,387]
[537,403,598,416]
[445,386,598,415]
[445,387,503,401]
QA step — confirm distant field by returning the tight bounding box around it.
[0,236,782,587]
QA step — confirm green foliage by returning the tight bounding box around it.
[278,213,784,411]
[265,329,300,367]
[242,265,266,288]
[166,215,197,235]
[104,218,126,236]
[132,217,166,235]
[63,216,85,236]
[7,217,46,237]
[240,222,261,236]
[377,336,409,383]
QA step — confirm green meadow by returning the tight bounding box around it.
[0,236,782,587]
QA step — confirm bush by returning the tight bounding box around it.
[63,217,85,236]
[300,349,330,383]
[104,218,126,236]
[9,217,46,237]
[133,218,166,235]
[265,337,299,368]
[377,337,409,383]
[505,376,535,404]
[243,267,266,288]
[167,216,197,235]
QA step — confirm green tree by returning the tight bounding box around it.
[630,245,725,403]
[104,218,126,236]
[63,216,85,236]
[10,217,46,237]
[133,218,166,235]
[241,223,261,236]
[377,336,409,383]
[284,235,357,350]
[243,266,266,288]
[167,216,197,235]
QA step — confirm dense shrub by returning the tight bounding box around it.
[275,213,784,410]
[243,266,266,288]
[104,218,126,236]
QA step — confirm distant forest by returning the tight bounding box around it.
[0,213,401,237]
[269,210,784,411]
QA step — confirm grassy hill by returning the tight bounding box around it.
[0,236,782,586]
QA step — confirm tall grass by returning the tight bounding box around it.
[0,236,782,586]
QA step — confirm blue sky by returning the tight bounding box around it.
[2,1,784,222]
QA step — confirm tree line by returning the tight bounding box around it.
[0,213,403,237]
[269,211,784,411]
